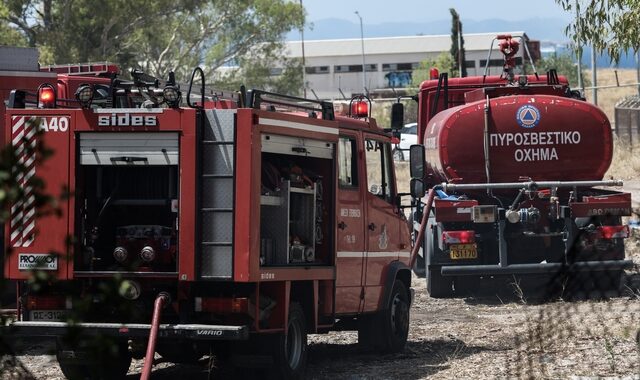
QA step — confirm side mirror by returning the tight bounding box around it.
[391,102,404,130]
[409,144,425,179]
[410,178,425,198]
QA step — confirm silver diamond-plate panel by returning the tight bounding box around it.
[203,143,234,176]
[201,177,233,209]
[204,110,236,142]
[200,245,232,278]
[202,211,233,242]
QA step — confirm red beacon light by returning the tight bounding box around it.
[37,84,56,108]
[429,67,439,80]
[349,95,371,118]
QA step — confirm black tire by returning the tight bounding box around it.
[379,280,410,353]
[581,270,623,293]
[408,213,426,278]
[57,339,131,380]
[357,314,381,350]
[158,341,202,364]
[427,266,454,298]
[271,303,307,379]
[57,346,90,380]
[413,251,426,278]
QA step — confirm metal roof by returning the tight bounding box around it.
[615,95,640,110]
[286,32,529,58]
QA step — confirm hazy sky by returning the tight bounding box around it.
[303,0,573,23]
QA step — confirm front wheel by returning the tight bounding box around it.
[379,280,410,353]
[271,302,308,379]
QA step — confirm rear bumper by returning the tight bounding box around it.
[440,259,634,276]
[4,321,249,341]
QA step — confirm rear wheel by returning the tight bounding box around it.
[427,265,454,298]
[56,338,131,380]
[158,341,202,364]
[412,251,426,278]
[409,213,426,278]
[57,346,90,380]
[271,302,307,379]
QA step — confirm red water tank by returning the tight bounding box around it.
[424,95,613,185]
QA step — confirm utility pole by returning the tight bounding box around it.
[457,19,463,78]
[355,11,366,95]
[591,43,597,104]
[575,0,584,91]
[299,0,307,98]
[636,51,640,96]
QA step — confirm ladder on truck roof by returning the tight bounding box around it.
[186,67,335,120]
[41,62,119,76]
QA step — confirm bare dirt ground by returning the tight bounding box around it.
[7,262,640,379]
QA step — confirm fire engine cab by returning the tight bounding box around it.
[4,67,412,378]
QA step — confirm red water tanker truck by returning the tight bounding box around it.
[400,35,633,297]
[3,67,413,378]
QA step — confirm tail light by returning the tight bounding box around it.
[25,295,67,310]
[195,297,249,314]
[595,225,630,239]
[37,84,56,108]
[442,230,475,245]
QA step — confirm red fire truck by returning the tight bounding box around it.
[401,35,633,297]
[0,48,117,310]
[4,67,413,378]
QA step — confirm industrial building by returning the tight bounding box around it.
[283,32,539,99]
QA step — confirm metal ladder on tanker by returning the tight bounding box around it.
[199,109,236,279]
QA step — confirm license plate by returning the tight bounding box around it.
[30,310,67,321]
[449,244,477,259]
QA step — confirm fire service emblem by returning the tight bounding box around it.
[516,104,540,128]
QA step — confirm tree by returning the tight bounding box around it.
[214,55,303,96]
[535,53,591,88]
[411,52,456,88]
[449,8,467,78]
[556,0,640,64]
[1,1,305,88]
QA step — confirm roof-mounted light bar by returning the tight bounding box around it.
[37,83,56,109]
[348,94,371,119]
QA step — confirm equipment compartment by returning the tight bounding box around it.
[260,134,334,267]
[75,133,179,273]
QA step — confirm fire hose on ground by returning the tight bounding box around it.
[141,292,171,380]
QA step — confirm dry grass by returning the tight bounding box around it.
[606,139,640,180]
[584,68,639,123]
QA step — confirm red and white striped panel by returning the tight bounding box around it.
[10,115,37,248]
